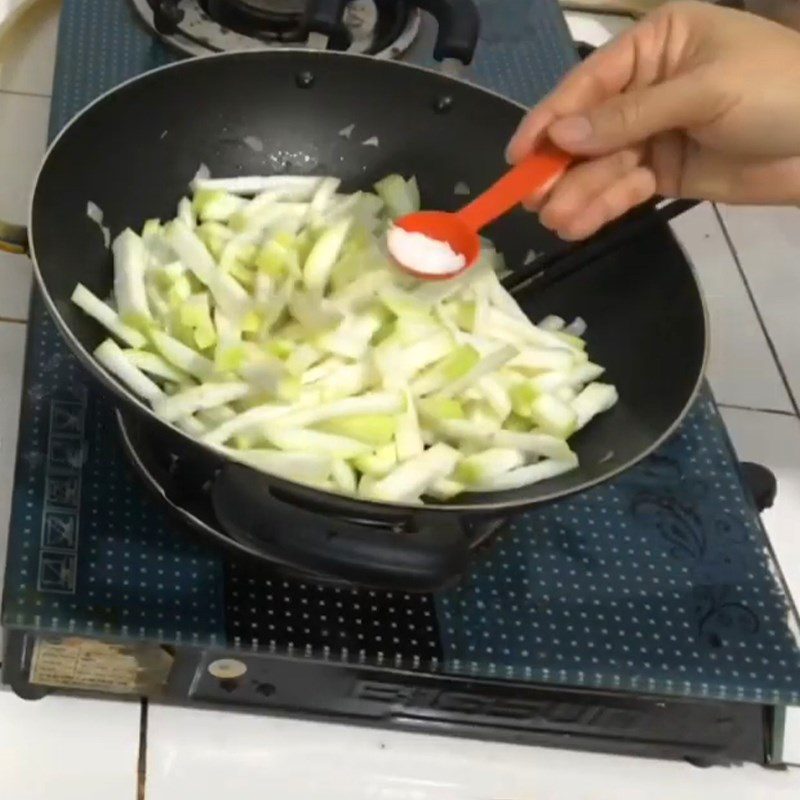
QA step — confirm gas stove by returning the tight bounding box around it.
[3,0,800,768]
[131,0,422,58]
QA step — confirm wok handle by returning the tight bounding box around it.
[502,198,699,295]
[0,221,28,256]
[211,463,471,592]
[413,0,481,64]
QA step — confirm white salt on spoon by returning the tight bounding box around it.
[387,225,466,276]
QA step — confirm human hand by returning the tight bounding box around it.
[507,1,800,240]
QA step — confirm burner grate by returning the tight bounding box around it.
[130,0,421,57]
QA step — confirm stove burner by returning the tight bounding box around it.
[131,0,421,58]
[202,0,309,35]
[215,0,305,17]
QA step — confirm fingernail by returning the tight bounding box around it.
[504,142,517,164]
[549,115,593,145]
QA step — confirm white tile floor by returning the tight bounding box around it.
[0,90,48,321]
[0,5,799,799]
[0,0,59,96]
[670,204,792,412]
[0,691,141,800]
[717,205,800,409]
[144,704,798,800]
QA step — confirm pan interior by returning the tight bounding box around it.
[31,51,706,511]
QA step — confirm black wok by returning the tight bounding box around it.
[0,48,707,590]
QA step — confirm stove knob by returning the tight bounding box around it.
[739,461,778,512]
[574,41,595,61]
[148,0,185,35]
[208,658,247,680]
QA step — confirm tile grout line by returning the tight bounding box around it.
[0,87,53,100]
[717,403,799,418]
[137,699,148,800]
[713,204,800,417]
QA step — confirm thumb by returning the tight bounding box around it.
[546,77,709,156]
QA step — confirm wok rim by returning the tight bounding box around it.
[26,48,710,516]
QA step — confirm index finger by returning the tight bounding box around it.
[505,23,645,164]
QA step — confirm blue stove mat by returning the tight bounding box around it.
[438,394,800,701]
[3,0,800,705]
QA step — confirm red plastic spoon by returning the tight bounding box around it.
[390,143,572,281]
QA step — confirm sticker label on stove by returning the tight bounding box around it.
[37,395,87,595]
[30,637,173,694]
